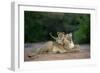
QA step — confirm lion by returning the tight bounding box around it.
[37,32,66,54]
[38,32,80,54]
[30,41,66,58]
[63,33,80,52]
[28,32,80,58]
[63,33,74,49]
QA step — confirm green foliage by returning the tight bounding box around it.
[73,15,90,44]
[24,11,90,44]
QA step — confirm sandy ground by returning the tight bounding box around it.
[24,43,90,61]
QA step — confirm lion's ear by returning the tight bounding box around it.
[69,33,72,37]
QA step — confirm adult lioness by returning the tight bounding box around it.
[28,32,80,58]
[49,32,80,53]
[63,33,80,52]
[38,32,66,54]
[34,32,80,54]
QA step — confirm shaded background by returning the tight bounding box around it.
[24,11,90,44]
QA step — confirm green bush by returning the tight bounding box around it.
[73,15,90,44]
[24,11,90,44]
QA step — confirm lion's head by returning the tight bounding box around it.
[65,33,72,42]
[56,32,65,45]
[64,33,74,49]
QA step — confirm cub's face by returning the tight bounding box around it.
[57,32,65,39]
[56,32,65,45]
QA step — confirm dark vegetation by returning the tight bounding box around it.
[24,11,90,44]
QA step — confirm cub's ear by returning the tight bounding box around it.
[69,33,72,37]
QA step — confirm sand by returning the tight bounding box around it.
[24,43,90,61]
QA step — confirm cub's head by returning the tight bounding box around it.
[56,32,65,45]
[57,32,65,39]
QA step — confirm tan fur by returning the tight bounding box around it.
[52,42,66,53]
[35,32,66,54]
[63,33,75,50]
[31,32,80,55]
[37,41,53,54]
[63,33,80,52]
[49,32,65,45]
[37,41,66,54]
